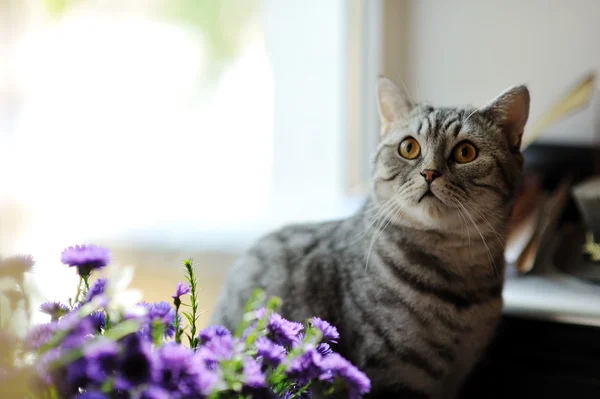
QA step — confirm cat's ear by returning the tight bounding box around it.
[483,85,530,151]
[377,76,411,132]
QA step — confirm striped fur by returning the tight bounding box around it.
[211,78,529,399]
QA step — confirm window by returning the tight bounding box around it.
[0,0,378,260]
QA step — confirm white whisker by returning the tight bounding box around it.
[349,180,415,246]
[365,201,404,272]
[461,199,505,248]
[450,194,499,278]
[463,107,482,125]
[450,197,471,250]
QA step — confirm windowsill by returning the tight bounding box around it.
[95,195,367,253]
[92,195,600,328]
[503,267,600,327]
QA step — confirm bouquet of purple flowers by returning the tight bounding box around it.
[0,245,370,399]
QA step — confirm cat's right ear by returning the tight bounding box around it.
[482,85,530,151]
[377,76,411,133]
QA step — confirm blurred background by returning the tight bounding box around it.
[1,0,600,329]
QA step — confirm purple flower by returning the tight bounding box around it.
[316,343,333,356]
[279,386,313,399]
[36,346,83,398]
[255,307,266,319]
[196,346,218,371]
[65,357,91,393]
[83,339,118,383]
[57,309,82,330]
[59,314,95,349]
[35,348,61,386]
[255,337,286,366]
[287,348,324,382]
[193,350,220,396]
[141,301,176,338]
[319,353,370,399]
[75,392,109,399]
[202,333,235,360]
[196,332,235,374]
[25,323,57,350]
[60,245,110,277]
[155,343,212,396]
[197,369,220,397]
[266,313,304,347]
[150,344,219,396]
[310,317,339,344]
[116,334,156,389]
[39,301,70,321]
[198,325,231,344]
[139,386,170,399]
[89,311,106,332]
[0,254,35,280]
[172,282,190,301]
[85,278,106,303]
[242,357,266,389]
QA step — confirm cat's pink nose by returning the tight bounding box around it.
[420,169,441,183]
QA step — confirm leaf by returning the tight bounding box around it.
[103,320,140,341]
[151,319,165,346]
[182,312,196,328]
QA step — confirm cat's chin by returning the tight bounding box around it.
[417,190,436,203]
[409,194,468,230]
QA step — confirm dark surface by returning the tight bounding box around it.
[522,143,600,189]
[459,316,600,399]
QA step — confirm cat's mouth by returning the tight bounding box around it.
[418,189,436,203]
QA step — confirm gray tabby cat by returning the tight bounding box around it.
[211,77,530,399]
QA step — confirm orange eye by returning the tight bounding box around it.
[453,141,478,163]
[398,137,421,160]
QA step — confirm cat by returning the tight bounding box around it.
[210,76,529,399]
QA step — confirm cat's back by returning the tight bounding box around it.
[210,217,359,329]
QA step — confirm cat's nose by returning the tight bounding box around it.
[420,169,441,184]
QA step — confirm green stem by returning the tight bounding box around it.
[100,377,114,393]
[105,311,111,331]
[290,382,312,399]
[174,302,182,344]
[151,319,165,346]
[73,277,83,304]
[234,289,267,338]
[184,259,199,348]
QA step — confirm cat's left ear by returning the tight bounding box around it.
[483,85,530,151]
[377,76,411,133]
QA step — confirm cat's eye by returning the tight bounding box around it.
[398,137,421,160]
[453,141,478,163]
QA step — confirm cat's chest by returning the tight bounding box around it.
[353,262,503,360]
[353,296,502,399]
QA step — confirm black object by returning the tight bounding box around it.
[522,143,600,225]
[459,316,600,399]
